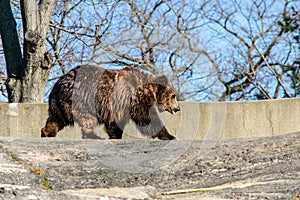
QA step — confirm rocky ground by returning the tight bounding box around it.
[0,132,299,199]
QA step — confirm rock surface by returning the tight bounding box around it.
[0,133,299,199]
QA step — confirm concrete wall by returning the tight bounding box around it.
[1,98,300,140]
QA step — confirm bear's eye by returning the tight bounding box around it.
[171,94,176,99]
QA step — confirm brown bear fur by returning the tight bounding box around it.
[41,65,180,140]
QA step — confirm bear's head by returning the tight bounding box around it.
[155,75,180,115]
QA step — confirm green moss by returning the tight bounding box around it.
[2,147,53,190]
[292,194,300,200]
[163,188,216,196]
[42,178,53,190]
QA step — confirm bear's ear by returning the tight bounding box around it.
[154,75,169,97]
[154,75,168,87]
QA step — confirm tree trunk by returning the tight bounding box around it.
[0,0,54,103]
[20,0,55,103]
[0,0,24,102]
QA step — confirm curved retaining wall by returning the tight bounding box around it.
[0,98,300,139]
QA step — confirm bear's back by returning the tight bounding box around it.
[94,66,155,122]
[48,65,156,123]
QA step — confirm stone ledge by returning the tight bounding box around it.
[0,132,299,199]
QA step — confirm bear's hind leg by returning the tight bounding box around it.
[81,127,101,139]
[41,117,63,137]
[104,121,125,139]
[76,114,102,139]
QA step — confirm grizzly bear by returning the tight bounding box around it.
[41,65,180,140]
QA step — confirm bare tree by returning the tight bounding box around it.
[46,0,220,101]
[1,0,298,102]
[0,0,55,102]
[197,0,299,100]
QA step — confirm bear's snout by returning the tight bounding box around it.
[174,106,180,112]
[171,106,180,115]
[167,106,180,115]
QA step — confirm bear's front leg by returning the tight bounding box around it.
[130,108,176,140]
[104,121,125,139]
[151,126,176,140]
